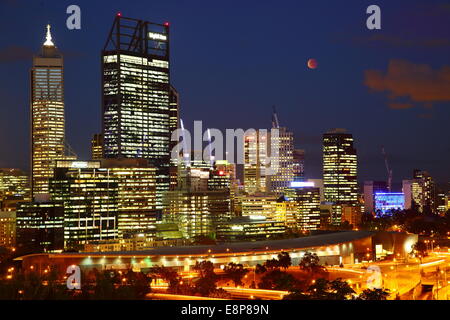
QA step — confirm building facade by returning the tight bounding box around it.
[91,134,103,160]
[0,211,16,249]
[31,25,66,198]
[323,129,358,224]
[102,16,171,211]
[244,130,269,194]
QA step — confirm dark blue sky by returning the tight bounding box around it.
[0,0,449,187]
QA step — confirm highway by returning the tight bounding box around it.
[150,250,450,300]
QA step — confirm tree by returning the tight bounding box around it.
[277,252,292,270]
[264,259,280,270]
[148,266,181,293]
[255,264,267,274]
[357,288,390,300]
[193,261,218,296]
[411,241,428,258]
[223,263,249,287]
[258,269,302,291]
[299,252,323,273]
[307,278,355,300]
[263,252,292,270]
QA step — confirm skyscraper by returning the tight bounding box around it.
[267,126,294,195]
[267,109,294,195]
[102,15,171,210]
[323,129,358,224]
[31,25,66,199]
[244,130,269,194]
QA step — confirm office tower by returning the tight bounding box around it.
[285,186,321,231]
[403,170,436,213]
[91,133,103,160]
[267,109,294,195]
[323,129,358,224]
[268,127,294,195]
[164,190,231,239]
[306,179,325,202]
[164,154,231,239]
[244,130,269,194]
[176,152,211,192]
[275,198,298,229]
[169,85,180,150]
[210,160,238,214]
[0,211,16,248]
[102,15,171,210]
[342,205,362,227]
[293,149,305,182]
[239,194,279,220]
[363,181,388,213]
[31,25,66,198]
[216,216,286,242]
[169,86,180,190]
[101,158,157,238]
[0,169,30,201]
[436,190,447,215]
[16,201,64,252]
[50,161,119,248]
[413,170,435,212]
[164,161,231,239]
[49,159,158,248]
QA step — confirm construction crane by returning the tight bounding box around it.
[382,147,393,192]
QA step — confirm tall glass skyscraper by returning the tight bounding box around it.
[31,25,66,198]
[323,128,358,224]
[102,15,171,210]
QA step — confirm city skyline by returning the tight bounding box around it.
[0,1,449,186]
[0,2,450,303]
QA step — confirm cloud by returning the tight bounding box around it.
[388,103,414,110]
[364,59,450,109]
[0,45,33,63]
[350,34,450,48]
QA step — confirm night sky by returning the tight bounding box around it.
[0,0,449,188]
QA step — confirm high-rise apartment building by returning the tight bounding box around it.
[323,129,358,224]
[31,25,66,198]
[102,15,171,210]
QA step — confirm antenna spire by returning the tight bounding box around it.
[43,24,54,46]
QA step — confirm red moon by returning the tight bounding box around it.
[307,58,318,69]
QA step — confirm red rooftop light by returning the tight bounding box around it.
[164,22,170,27]
[117,12,122,17]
